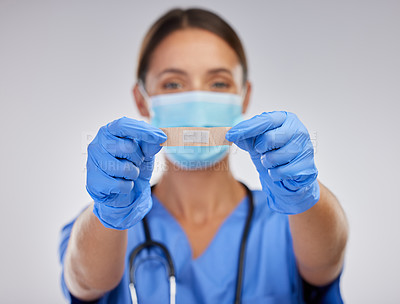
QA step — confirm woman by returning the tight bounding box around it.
[59,8,348,303]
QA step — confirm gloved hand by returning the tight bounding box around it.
[226,111,320,214]
[86,116,167,230]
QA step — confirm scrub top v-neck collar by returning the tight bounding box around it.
[149,192,250,263]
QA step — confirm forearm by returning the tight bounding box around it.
[288,180,348,286]
[64,203,128,300]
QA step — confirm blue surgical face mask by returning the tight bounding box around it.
[139,82,246,170]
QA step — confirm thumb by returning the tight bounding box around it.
[226,111,286,142]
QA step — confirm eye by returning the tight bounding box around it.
[163,82,183,90]
[211,81,230,89]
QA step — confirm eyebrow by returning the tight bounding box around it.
[156,67,233,78]
[156,68,187,78]
[207,68,233,76]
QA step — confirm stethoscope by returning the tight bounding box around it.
[129,182,254,304]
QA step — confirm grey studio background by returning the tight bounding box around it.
[1,0,399,303]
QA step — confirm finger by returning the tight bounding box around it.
[86,161,134,197]
[267,148,316,182]
[107,117,167,144]
[138,158,156,181]
[97,127,145,166]
[230,137,259,158]
[254,117,295,153]
[282,175,317,191]
[260,138,303,169]
[88,148,140,180]
[139,141,163,160]
[225,111,286,142]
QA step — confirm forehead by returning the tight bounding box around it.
[146,28,242,79]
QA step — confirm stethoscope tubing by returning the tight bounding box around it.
[128,182,254,304]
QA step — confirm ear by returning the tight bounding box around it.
[132,83,150,118]
[241,80,252,114]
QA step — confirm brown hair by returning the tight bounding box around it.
[136,8,248,85]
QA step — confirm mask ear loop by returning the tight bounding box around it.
[137,79,155,119]
[239,82,248,104]
[238,82,248,117]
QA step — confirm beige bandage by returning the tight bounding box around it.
[160,127,232,146]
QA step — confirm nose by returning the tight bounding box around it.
[191,78,207,91]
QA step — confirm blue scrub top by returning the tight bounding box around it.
[59,190,343,304]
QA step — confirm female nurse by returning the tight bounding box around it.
[59,7,348,304]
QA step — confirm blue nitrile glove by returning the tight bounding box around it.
[86,117,167,230]
[226,111,320,214]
